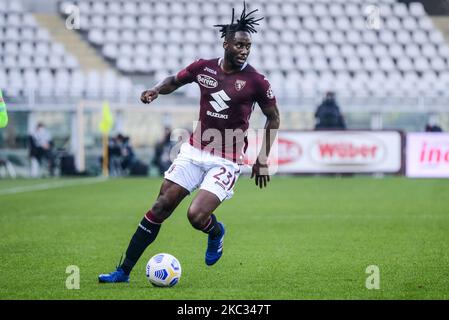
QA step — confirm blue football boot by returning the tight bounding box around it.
[98,256,130,283]
[205,222,225,266]
[98,266,129,283]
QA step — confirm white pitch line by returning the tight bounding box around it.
[0,177,108,196]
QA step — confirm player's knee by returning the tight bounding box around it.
[151,196,173,221]
[187,205,209,230]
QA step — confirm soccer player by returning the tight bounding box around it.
[0,89,8,128]
[99,3,280,283]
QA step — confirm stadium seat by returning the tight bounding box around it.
[405,43,421,58]
[409,2,425,17]
[90,15,105,29]
[393,3,409,18]
[402,16,419,31]
[396,30,413,45]
[340,44,357,58]
[413,30,429,44]
[123,2,138,15]
[418,16,434,31]
[397,57,414,72]
[346,57,362,72]
[429,30,446,44]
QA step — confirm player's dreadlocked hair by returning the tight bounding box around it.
[214,1,264,40]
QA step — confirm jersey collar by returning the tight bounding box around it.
[218,58,248,72]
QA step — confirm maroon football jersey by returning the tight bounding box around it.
[176,58,277,163]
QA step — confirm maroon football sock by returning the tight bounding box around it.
[202,214,222,239]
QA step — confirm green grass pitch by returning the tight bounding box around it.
[0,176,448,299]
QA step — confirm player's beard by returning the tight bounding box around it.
[236,55,247,66]
[225,51,246,69]
[234,51,248,67]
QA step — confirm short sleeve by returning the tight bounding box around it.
[176,59,203,84]
[255,76,277,109]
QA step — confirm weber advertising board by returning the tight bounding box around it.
[245,131,402,173]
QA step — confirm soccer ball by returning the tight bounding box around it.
[145,253,182,287]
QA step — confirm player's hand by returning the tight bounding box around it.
[140,89,159,104]
[251,161,270,189]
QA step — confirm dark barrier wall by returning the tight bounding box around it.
[400,0,449,15]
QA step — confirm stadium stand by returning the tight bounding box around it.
[60,0,449,101]
[0,1,138,102]
[55,0,449,101]
[2,0,449,103]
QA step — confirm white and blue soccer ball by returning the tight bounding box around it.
[145,253,182,287]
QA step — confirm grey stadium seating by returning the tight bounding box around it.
[58,0,449,100]
[2,0,449,103]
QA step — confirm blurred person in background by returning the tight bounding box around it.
[29,122,55,177]
[425,115,443,132]
[425,124,443,132]
[314,91,346,130]
[116,134,136,173]
[103,133,137,176]
[152,126,175,176]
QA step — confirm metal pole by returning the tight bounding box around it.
[75,100,85,172]
[370,112,383,130]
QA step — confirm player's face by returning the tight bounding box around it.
[224,31,252,67]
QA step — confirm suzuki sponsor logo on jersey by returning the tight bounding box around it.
[209,90,230,113]
[197,74,218,88]
[203,67,217,75]
[310,134,385,165]
[206,110,228,119]
[235,79,246,91]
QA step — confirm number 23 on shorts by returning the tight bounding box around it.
[212,166,239,190]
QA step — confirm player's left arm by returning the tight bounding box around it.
[251,104,280,189]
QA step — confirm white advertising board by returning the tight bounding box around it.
[406,133,449,178]
[245,131,402,173]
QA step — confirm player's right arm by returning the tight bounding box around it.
[140,75,185,104]
[141,59,203,104]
